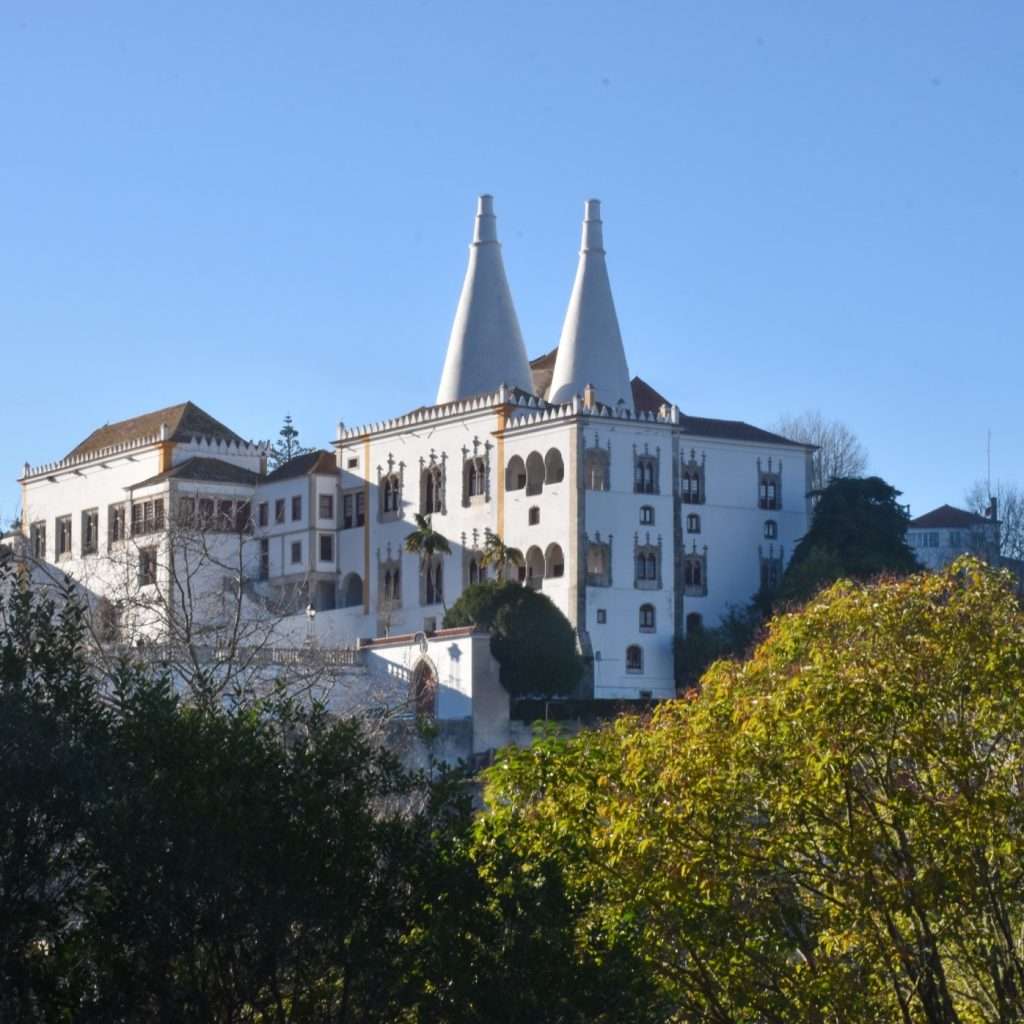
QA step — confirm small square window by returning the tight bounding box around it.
[291,541,302,565]
[640,506,654,525]
[347,457,358,469]
[596,608,607,624]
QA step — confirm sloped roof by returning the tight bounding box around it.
[630,376,807,447]
[66,402,244,459]
[529,347,558,399]
[264,450,337,482]
[909,504,991,529]
[131,456,261,490]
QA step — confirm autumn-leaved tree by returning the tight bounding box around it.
[480,559,1024,1022]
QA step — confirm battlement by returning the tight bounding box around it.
[20,430,267,482]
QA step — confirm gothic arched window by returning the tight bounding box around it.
[626,645,643,673]
[421,464,444,515]
[639,603,655,632]
[584,448,609,491]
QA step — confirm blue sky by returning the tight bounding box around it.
[2,1,1021,524]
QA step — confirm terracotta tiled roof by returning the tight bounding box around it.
[131,457,261,489]
[909,504,991,529]
[66,402,244,459]
[264,449,337,482]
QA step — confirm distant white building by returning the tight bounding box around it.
[907,503,1000,571]
[15,195,813,705]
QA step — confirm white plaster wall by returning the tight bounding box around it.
[679,437,810,627]
[581,419,677,700]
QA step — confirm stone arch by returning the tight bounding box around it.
[544,448,564,485]
[544,542,565,579]
[506,455,527,491]
[411,658,438,718]
[525,545,545,588]
[525,452,545,496]
[340,572,364,609]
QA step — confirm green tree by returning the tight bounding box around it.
[404,512,452,610]
[479,531,525,582]
[779,475,919,605]
[481,560,1024,1022]
[444,581,583,698]
[268,413,314,469]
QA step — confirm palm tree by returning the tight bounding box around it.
[404,513,452,609]
[480,531,525,583]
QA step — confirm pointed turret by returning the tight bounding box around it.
[435,195,533,405]
[548,199,632,409]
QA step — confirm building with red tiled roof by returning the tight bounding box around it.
[907,503,1000,570]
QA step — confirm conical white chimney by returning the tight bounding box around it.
[435,195,534,404]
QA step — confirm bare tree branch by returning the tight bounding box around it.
[773,410,868,491]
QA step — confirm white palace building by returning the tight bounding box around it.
[13,197,813,703]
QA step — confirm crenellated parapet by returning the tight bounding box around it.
[20,432,267,481]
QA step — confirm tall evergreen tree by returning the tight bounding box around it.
[269,414,313,469]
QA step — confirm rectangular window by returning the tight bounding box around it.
[81,509,99,555]
[217,500,234,531]
[948,531,961,547]
[56,515,72,558]
[109,505,126,544]
[342,493,354,530]
[178,496,196,528]
[355,491,365,527]
[138,547,158,586]
[319,534,334,562]
[275,499,285,524]
[30,521,46,559]
[347,457,358,469]
[258,502,268,527]
[235,501,251,533]
[640,506,654,525]
[132,499,165,536]
[319,494,334,521]
[291,540,302,565]
[596,608,607,624]
[291,495,302,522]
[259,538,269,580]
[198,498,215,529]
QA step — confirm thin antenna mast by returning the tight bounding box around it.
[987,429,992,499]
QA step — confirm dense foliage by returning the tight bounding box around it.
[484,559,1024,1022]
[443,580,583,697]
[0,567,630,1022]
[780,475,919,604]
[7,557,1024,1022]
